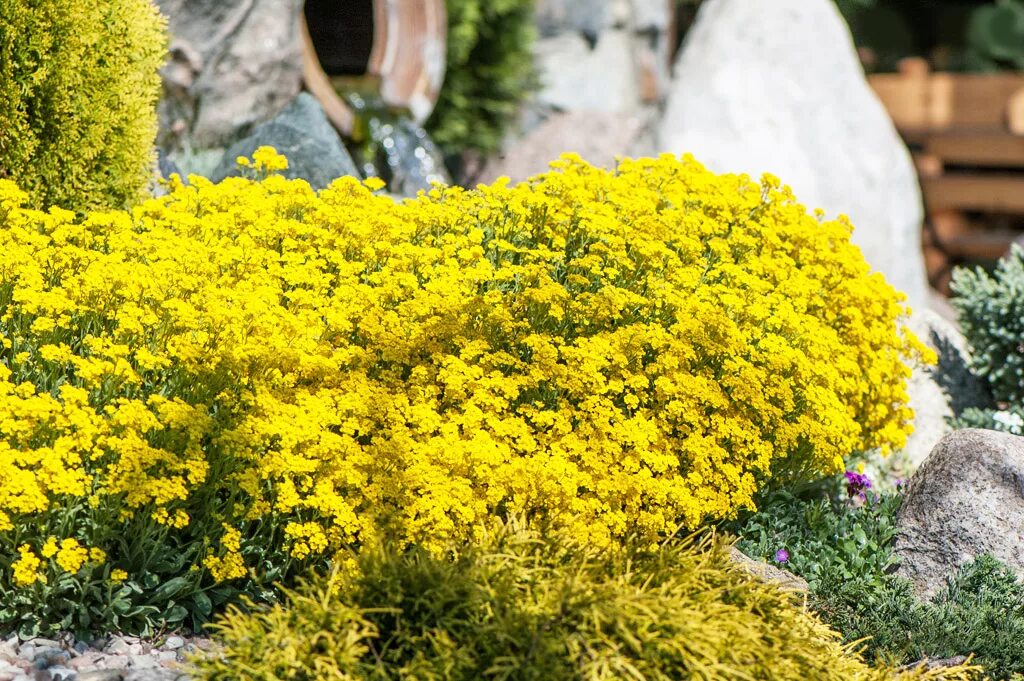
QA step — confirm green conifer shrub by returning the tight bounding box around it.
[0,0,166,211]
[192,523,975,681]
[950,245,1024,432]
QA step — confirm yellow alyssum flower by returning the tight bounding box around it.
[55,538,88,574]
[110,568,128,582]
[12,545,44,587]
[0,149,927,572]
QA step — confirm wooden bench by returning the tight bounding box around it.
[868,59,1024,292]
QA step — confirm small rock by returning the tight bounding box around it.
[17,646,34,663]
[127,655,157,670]
[0,640,18,662]
[728,546,809,592]
[72,642,89,657]
[160,638,183,653]
[69,651,106,671]
[77,671,124,681]
[895,429,1024,596]
[95,656,128,672]
[45,667,75,681]
[0,661,22,679]
[155,652,177,666]
[34,648,69,667]
[103,639,131,657]
[124,671,181,681]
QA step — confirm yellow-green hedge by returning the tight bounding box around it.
[0,150,926,632]
[0,0,165,210]
[193,526,977,681]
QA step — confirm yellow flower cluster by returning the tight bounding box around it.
[204,526,247,582]
[0,150,925,582]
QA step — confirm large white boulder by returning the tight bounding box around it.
[657,0,928,308]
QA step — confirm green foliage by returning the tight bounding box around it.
[820,557,1024,680]
[951,407,1024,435]
[951,245,1024,405]
[0,0,165,211]
[730,476,901,593]
[733,477,1024,679]
[966,0,1024,71]
[426,0,537,162]
[193,524,952,681]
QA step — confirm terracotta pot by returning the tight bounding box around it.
[301,0,447,137]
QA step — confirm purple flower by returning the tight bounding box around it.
[774,548,790,564]
[844,470,872,498]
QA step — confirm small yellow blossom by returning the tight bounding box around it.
[12,545,44,587]
[41,537,58,558]
[55,538,88,573]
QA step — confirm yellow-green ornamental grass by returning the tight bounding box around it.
[0,0,165,211]
[0,150,929,631]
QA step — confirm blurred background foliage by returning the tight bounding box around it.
[676,0,1024,73]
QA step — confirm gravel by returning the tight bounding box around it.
[0,633,212,681]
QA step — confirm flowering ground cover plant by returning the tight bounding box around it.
[0,149,927,634]
[733,472,1024,678]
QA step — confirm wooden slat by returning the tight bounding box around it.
[870,70,1024,133]
[922,174,1024,213]
[944,230,1020,260]
[948,75,1024,128]
[924,132,1024,168]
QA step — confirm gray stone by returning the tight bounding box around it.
[34,647,69,666]
[478,111,645,186]
[102,639,131,657]
[728,546,809,593]
[898,308,985,471]
[46,667,76,681]
[127,655,157,670]
[0,640,17,663]
[631,0,672,31]
[211,94,359,190]
[156,0,304,149]
[657,0,928,309]
[895,429,1024,597]
[155,651,177,665]
[160,638,183,653]
[535,30,641,113]
[95,656,129,671]
[124,671,182,681]
[77,672,124,681]
[69,652,106,671]
[535,0,626,37]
